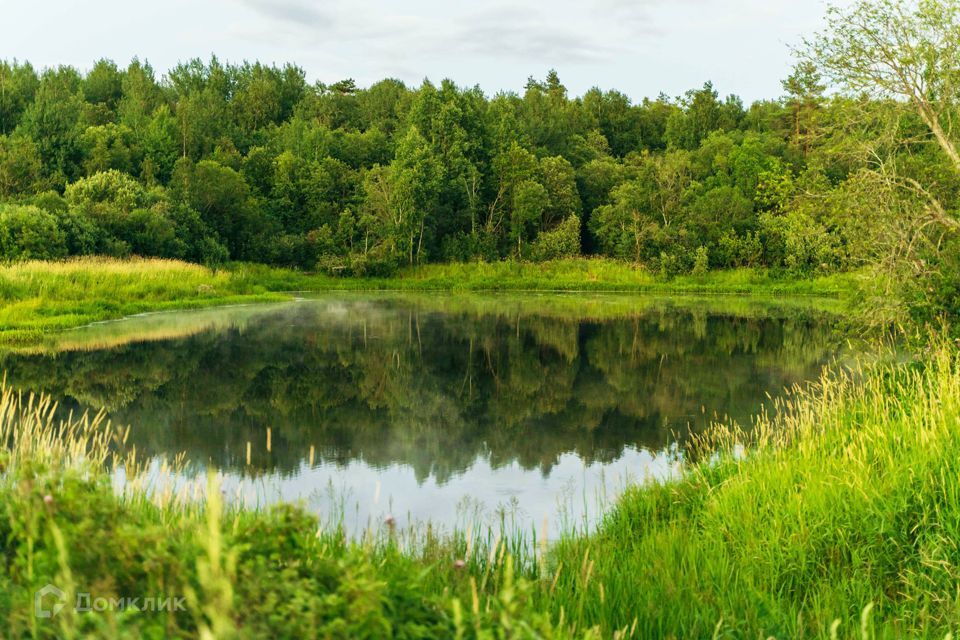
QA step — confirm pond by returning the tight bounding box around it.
[0,293,849,536]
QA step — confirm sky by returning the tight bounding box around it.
[1,0,850,103]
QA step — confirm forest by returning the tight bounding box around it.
[8,1,960,637]
[0,53,938,293]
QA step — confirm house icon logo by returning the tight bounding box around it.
[35,584,66,618]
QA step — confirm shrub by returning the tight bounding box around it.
[64,169,147,215]
[759,210,841,275]
[529,215,582,262]
[0,204,68,261]
[441,231,499,262]
[691,245,709,275]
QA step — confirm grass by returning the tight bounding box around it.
[234,258,862,296]
[5,329,960,636]
[0,257,861,347]
[0,258,286,345]
[0,384,562,638]
[544,346,960,638]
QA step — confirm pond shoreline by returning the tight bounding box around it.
[0,257,859,347]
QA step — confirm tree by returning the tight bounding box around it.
[0,134,42,197]
[510,180,547,257]
[18,66,85,184]
[666,83,725,150]
[118,59,163,132]
[83,59,124,123]
[387,127,442,264]
[171,158,258,258]
[809,0,960,319]
[539,156,581,227]
[80,123,135,174]
[141,105,180,184]
[487,142,538,237]
[0,61,39,135]
[810,0,960,230]
[782,61,825,154]
[590,179,661,262]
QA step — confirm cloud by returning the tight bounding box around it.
[228,0,682,66]
[447,4,626,63]
[233,0,335,30]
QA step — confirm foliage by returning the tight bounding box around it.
[529,215,582,262]
[0,204,67,260]
[0,48,916,294]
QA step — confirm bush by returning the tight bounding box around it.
[64,169,147,215]
[691,245,709,275]
[0,204,68,261]
[317,247,399,277]
[715,231,763,268]
[529,215,582,262]
[759,211,841,275]
[441,231,499,262]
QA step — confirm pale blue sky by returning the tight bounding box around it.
[2,0,850,103]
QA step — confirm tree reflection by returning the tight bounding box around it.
[0,296,843,484]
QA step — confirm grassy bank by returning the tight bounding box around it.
[543,348,960,638]
[0,258,287,345]
[0,257,860,346]
[6,340,960,636]
[241,259,861,296]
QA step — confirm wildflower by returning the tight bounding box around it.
[43,494,53,505]
[453,559,466,570]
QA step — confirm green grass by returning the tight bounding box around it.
[0,258,286,345]
[543,348,960,638]
[0,384,565,638]
[236,258,863,296]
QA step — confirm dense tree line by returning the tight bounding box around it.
[0,56,883,276]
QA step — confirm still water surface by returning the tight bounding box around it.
[1,294,847,534]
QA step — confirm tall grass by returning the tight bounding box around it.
[386,260,861,296]
[0,379,573,638]
[544,348,960,638]
[239,258,862,296]
[0,258,285,344]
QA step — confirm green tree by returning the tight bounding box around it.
[510,180,547,257]
[17,66,85,185]
[80,123,135,174]
[590,178,661,262]
[666,82,724,150]
[539,156,581,227]
[171,158,258,258]
[0,134,42,197]
[782,61,825,155]
[83,59,124,123]
[387,127,443,264]
[0,60,39,135]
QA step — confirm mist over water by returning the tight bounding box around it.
[1,293,847,534]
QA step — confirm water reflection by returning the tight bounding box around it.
[0,294,845,532]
